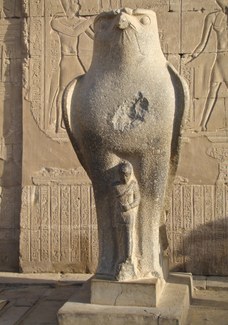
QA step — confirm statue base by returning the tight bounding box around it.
[91,277,165,307]
[57,273,192,325]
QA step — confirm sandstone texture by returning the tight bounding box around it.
[0,0,226,275]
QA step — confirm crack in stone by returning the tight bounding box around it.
[113,286,123,306]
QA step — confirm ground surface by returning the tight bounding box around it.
[0,273,227,325]
[187,288,228,325]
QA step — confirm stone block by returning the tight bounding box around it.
[193,275,207,290]
[182,0,219,12]
[58,276,191,325]
[91,277,165,307]
[169,0,180,12]
[157,11,180,54]
[206,276,228,291]
[0,240,19,271]
[58,303,159,325]
[168,272,193,299]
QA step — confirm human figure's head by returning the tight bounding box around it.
[119,162,133,184]
[216,0,228,12]
[60,0,80,18]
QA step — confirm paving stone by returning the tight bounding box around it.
[206,276,228,291]
[193,276,207,290]
[19,300,64,325]
[0,273,91,285]
[0,275,225,324]
[0,305,30,324]
[191,290,228,309]
[0,300,8,311]
[45,286,80,302]
[187,289,228,324]
[187,308,228,325]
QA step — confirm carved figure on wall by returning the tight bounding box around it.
[63,8,189,280]
[113,161,140,280]
[187,0,228,131]
[49,0,95,133]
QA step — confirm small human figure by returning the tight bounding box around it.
[49,0,95,133]
[186,0,228,131]
[113,161,140,277]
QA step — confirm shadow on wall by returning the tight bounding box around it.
[0,0,23,271]
[170,217,228,276]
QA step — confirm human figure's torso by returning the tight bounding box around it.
[213,11,228,51]
[116,181,136,208]
[55,17,87,54]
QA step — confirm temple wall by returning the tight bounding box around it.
[0,0,23,270]
[0,0,227,275]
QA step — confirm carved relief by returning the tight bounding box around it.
[20,184,98,272]
[32,167,90,185]
[25,0,94,141]
[112,162,140,280]
[49,0,94,133]
[24,0,180,142]
[78,0,169,15]
[18,0,228,277]
[207,145,228,184]
[168,184,228,275]
[185,0,228,134]
[207,146,228,161]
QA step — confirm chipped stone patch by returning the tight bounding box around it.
[112,92,149,131]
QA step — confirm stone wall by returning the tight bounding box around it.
[0,0,23,271]
[0,0,227,274]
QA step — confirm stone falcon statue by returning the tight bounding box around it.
[63,8,189,281]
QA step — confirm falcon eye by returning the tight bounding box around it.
[140,16,151,25]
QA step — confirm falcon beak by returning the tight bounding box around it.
[116,13,130,30]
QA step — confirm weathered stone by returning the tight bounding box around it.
[58,275,191,325]
[0,0,226,276]
[63,8,188,281]
[91,278,165,307]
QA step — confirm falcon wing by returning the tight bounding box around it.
[164,62,189,213]
[62,76,88,170]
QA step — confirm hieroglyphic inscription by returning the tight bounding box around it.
[20,187,30,263]
[31,187,41,262]
[90,186,98,262]
[204,185,214,224]
[172,185,183,232]
[50,186,60,262]
[27,0,44,17]
[183,186,192,230]
[71,186,81,262]
[20,181,228,275]
[207,145,228,184]
[60,186,71,262]
[19,0,228,276]
[168,184,228,275]
[40,186,50,261]
[171,185,184,265]
[20,184,98,273]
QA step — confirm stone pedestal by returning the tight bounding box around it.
[91,277,165,307]
[57,273,192,325]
